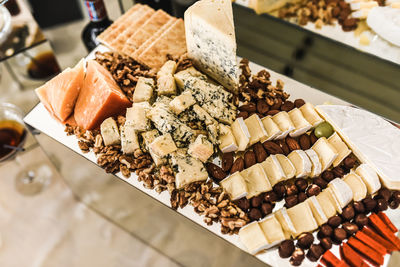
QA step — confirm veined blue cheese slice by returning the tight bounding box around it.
[305,149,322,178]
[307,196,328,226]
[259,214,285,247]
[231,117,251,151]
[132,77,154,103]
[171,152,208,189]
[260,155,287,186]
[287,150,312,178]
[120,124,140,155]
[220,171,248,200]
[312,137,338,172]
[315,105,400,190]
[328,178,353,209]
[240,163,272,198]
[184,0,239,93]
[287,201,318,238]
[355,164,381,194]
[126,102,151,132]
[218,124,238,153]
[300,102,324,127]
[288,108,312,137]
[100,117,120,146]
[244,114,268,146]
[169,90,196,115]
[174,67,207,89]
[260,116,281,142]
[328,132,351,167]
[343,173,367,202]
[272,111,295,140]
[238,221,269,255]
[275,208,296,239]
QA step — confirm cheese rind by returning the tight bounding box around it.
[300,102,324,127]
[218,124,238,153]
[272,111,295,139]
[132,77,154,103]
[316,187,340,217]
[100,117,120,146]
[220,172,248,200]
[287,150,312,178]
[231,117,251,151]
[149,133,177,158]
[259,214,285,246]
[307,196,328,226]
[188,134,214,163]
[343,173,367,201]
[244,114,268,146]
[286,201,318,238]
[312,137,338,172]
[305,148,322,178]
[240,164,272,198]
[169,90,196,114]
[328,132,351,167]
[275,154,296,179]
[238,222,269,255]
[355,164,381,194]
[328,178,353,209]
[274,208,296,239]
[260,156,287,186]
[288,108,312,137]
[260,116,281,142]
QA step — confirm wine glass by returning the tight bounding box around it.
[0,102,52,196]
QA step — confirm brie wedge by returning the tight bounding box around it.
[288,108,312,137]
[316,187,340,217]
[305,149,322,178]
[286,201,318,238]
[244,114,268,146]
[272,111,295,140]
[275,154,296,179]
[241,164,272,199]
[259,214,285,247]
[328,132,351,167]
[316,105,400,190]
[260,156,287,186]
[274,208,297,239]
[231,117,251,151]
[238,221,269,255]
[343,173,367,201]
[287,150,312,178]
[220,172,248,200]
[312,137,338,172]
[307,196,328,226]
[328,178,353,209]
[260,116,282,142]
[300,102,324,127]
[218,124,238,153]
[355,164,381,194]
[367,7,400,47]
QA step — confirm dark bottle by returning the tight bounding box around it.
[135,0,173,14]
[4,0,21,16]
[81,0,112,52]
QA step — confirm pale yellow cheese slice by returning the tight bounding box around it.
[274,208,296,239]
[238,221,269,255]
[316,187,341,217]
[241,164,272,199]
[260,156,286,186]
[245,114,268,146]
[343,173,367,201]
[328,132,351,167]
[259,214,285,246]
[287,201,318,238]
[220,172,248,200]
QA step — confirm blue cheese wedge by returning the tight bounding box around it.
[260,116,281,142]
[240,163,272,198]
[126,102,151,132]
[169,90,196,115]
[184,0,239,93]
[287,201,318,238]
[305,149,322,178]
[149,133,178,158]
[316,187,340,217]
[231,117,251,151]
[188,134,214,162]
[244,114,268,146]
[287,150,312,178]
[312,137,338,172]
[157,60,177,78]
[171,152,208,189]
[120,124,140,155]
[192,104,220,145]
[220,172,248,200]
[328,132,351,167]
[100,117,120,146]
[141,130,167,166]
[274,208,297,239]
[238,221,269,255]
[132,77,154,103]
[315,105,400,190]
[355,164,381,194]
[307,196,328,226]
[275,154,296,179]
[328,178,353,209]
[174,67,207,89]
[259,214,285,247]
[288,108,312,137]
[218,124,238,153]
[272,111,295,140]
[343,173,367,201]
[300,103,324,127]
[260,155,287,186]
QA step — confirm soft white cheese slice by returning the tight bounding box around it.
[272,111,295,140]
[275,154,296,179]
[328,178,353,209]
[184,0,239,93]
[343,173,367,202]
[316,187,340,217]
[367,7,400,46]
[355,164,381,194]
[259,214,285,247]
[240,164,272,199]
[307,196,328,226]
[274,208,297,239]
[312,137,338,172]
[231,117,251,151]
[100,117,120,146]
[287,150,312,178]
[218,124,238,153]
[300,102,324,127]
[220,172,248,200]
[260,116,282,142]
[287,201,318,238]
[238,221,269,255]
[244,114,268,146]
[316,105,400,190]
[260,155,287,186]
[351,1,378,10]
[328,132,351,167]
[288,108,312,137]
[305,149,322,178]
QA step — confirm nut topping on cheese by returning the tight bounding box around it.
[100,117,120,146]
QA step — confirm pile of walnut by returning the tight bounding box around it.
[277,0,359,31]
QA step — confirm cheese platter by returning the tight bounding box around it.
[24,1,400,266]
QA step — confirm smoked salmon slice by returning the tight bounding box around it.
[74,60,131,130]
[35,59,85,122]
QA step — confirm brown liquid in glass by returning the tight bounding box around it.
[0,120,26,159]
[27,52,61,80]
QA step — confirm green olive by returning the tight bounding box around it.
[314,122,334,138]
